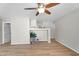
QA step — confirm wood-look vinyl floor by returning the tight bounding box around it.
[0,40,79,56]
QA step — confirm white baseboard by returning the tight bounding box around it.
[55,39,79,54]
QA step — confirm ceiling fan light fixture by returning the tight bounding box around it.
[24,3,60,16]
[38,8,45,13]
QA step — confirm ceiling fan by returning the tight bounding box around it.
[24,3,60,16]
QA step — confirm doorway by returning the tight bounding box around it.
[3,23,11,44]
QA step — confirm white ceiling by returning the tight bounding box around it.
[0,3,79,22]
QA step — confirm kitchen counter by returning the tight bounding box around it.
[29,28,51,43]
[29,28,50,30]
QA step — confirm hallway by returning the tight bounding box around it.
[0,39,79,56]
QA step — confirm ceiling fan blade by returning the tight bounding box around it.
[45,3,60,8]
[36,11,39,16]
[45,9,51,15]
[24,8,36,10]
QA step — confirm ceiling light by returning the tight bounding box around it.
[38,8,45,13]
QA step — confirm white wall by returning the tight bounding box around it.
[30,19,37,28]
[11,17,30,44]
[0,4,8,17]
[55,9,79,53]
[37,20,55,38]
[0,19,2,44]
[1,3,37,19]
